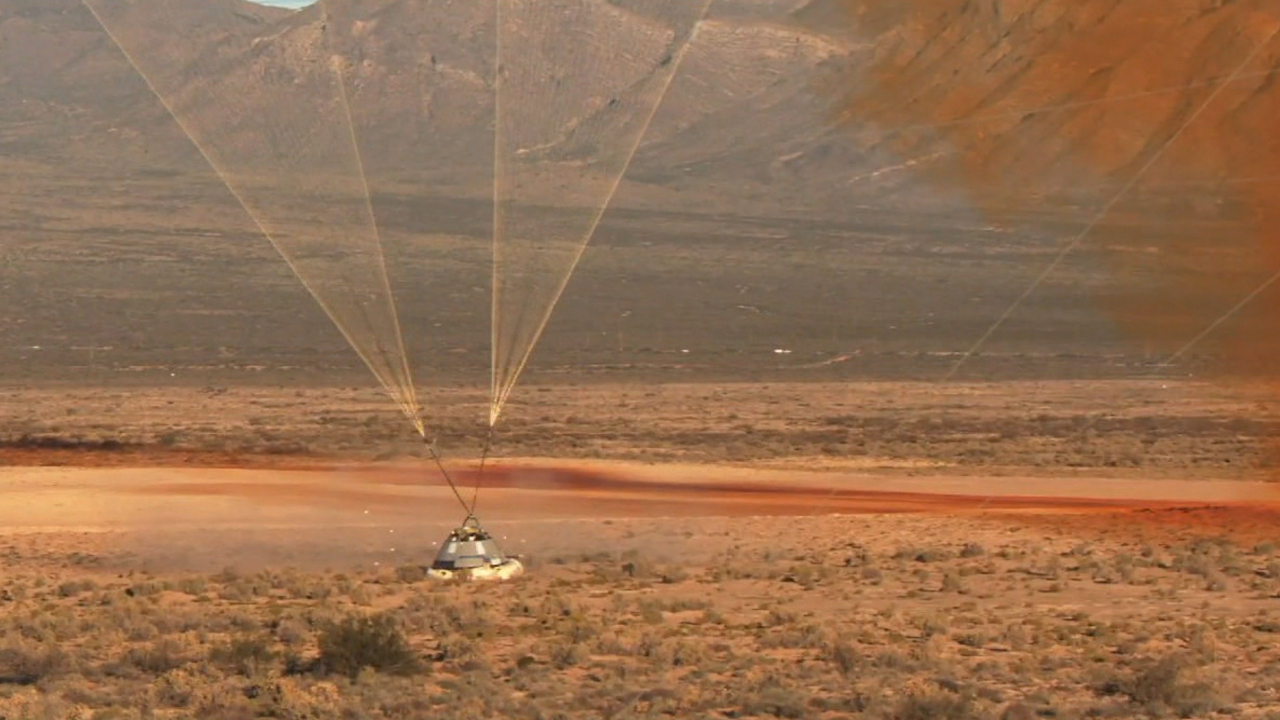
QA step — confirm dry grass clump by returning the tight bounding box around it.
[892,688,979,720]
[1096,654,1226,718]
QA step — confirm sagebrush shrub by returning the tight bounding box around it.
[316,613,419,680]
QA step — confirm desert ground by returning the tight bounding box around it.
[4,0,1280,717]
[3,379,1280,719]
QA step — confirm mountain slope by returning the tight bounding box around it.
[1,0,873,218]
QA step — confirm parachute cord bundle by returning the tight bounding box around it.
[80,0,421,426]
[488,0,714,426]
[423,436,472,519]
[468,425,497,518]
[84,0,714,525]
[420,421,495,524]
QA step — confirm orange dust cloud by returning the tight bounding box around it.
[818,0,1280,478]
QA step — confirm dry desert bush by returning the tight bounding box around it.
[2,512,1280,719]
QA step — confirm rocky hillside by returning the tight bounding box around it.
[7,0,1274,224]
[0,0,876,217]
[3,0,1277,382]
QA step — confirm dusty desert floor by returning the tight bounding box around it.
[4,0,1279,716]
[3,380,1280,719]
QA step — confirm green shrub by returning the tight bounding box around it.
[316,613,419,680]
[1123,655,1222,717]
[0,638,71,684]
[210,635,276,676]
[125,638,188,675]
[827,639,859,676]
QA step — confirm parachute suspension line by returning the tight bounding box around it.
[1160,269,1280,368]
[82,0,423,435]
[424,437,472,518]
[489,0,504,429]
[319,0,422,435]
[487,1,714,426]
[467,425,497,518]
[796,22,1280,519]
[470,0,503,527]
[941,24,1280,382]
[79,0,263,258]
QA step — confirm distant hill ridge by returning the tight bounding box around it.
[2,0,1276,222]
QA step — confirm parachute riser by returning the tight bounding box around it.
[423,435,472,518]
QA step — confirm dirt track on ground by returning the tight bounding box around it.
[0,388,1273,576]
[2,455,1275,536]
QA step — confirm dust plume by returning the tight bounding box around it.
[817,0,1280,472]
